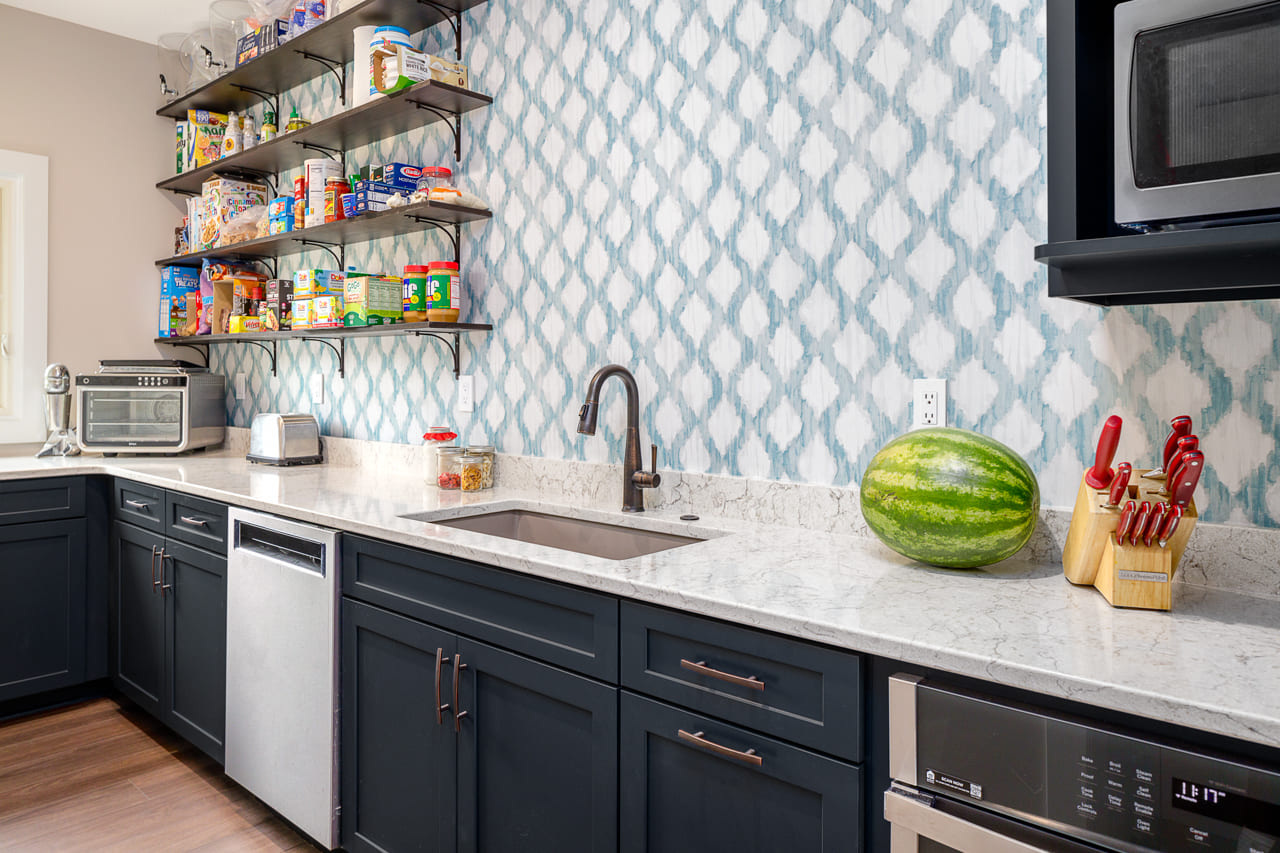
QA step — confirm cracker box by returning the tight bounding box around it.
[311,295,344,328]
[344,274,403,326]
[228,315,262,334]
[295,269,345,299]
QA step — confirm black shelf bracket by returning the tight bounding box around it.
[299,335,346,378]
[295,140,344,171]
[409,101,464,161]
[416,330,463,378]
[249,257,278,279]
[417,0,464,59]
[408,216,460,262]
[169,187,200,198]
[297,51,347,105]
[156,339,209,368]
[293,238,344,269]
[233,84,280,119]
[242,338,279,376]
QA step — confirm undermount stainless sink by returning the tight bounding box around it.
[403,509,708,560]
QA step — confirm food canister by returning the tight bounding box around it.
[465,445,495,489]
[426,260,460,322]
[459,455,484,492]
[435,446,464,489]
[403,264,429,322]
[423,427,457,483]
[415,167,454,194]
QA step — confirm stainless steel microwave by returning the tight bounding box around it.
[1115,0,1280,229]
[75,361,226,454]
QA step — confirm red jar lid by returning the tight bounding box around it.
[423,430,457,441]
[421,167,452,178]
[404,264,431,273]
[427,261,459,271]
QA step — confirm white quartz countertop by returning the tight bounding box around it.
[4,447,1279,751]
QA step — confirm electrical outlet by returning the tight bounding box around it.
[913,378,947,429]
[310,373,325,406]
[234,373,246,400]
[457,375,474,413]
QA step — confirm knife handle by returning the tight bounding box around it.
[1170,452,1204,508]
[1107,463,1132,507]
[1143,503,1167,547]
[1161,416,1193,471]
[1163,437,1198,493]
[1158,506,1183,548]
[1086,415,1123,490]
[1115,500,1137,545]
[1130,501,1152,546]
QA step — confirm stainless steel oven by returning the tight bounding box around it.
[885,674,1280,852]
[1115,0,1280,229]
[75,360,225,454]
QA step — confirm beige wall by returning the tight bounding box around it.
[0,5,183,381]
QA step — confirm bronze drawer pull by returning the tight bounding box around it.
[151,546,162,592]
[179,515,208,528]
[453,654,468,732]
[680,658,765,691]
[434,648,449,725]
[124,499,151,510]
[677,729,763,767]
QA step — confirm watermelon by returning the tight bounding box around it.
[859,428,1039,569]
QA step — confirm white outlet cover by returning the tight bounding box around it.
[311,373,325,406]
[457,375,475,413]
[912,378,947,430]
[234,373,246,400]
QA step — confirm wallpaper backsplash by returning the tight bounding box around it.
[206,0,1280,527]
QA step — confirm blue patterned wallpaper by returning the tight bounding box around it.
[207,0,1280,527]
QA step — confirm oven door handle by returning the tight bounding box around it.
[884,787,1052,853]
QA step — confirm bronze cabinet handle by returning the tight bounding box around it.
[151,546,161,592]
[677,729,763,767]
[434,648,449,725]
[124,499,150,510]
[680,658,765,692]
[160,553,174,597]
[179,515,208,528]
[452,653,468,733]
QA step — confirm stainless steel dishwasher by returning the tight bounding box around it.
[226,508,340,850]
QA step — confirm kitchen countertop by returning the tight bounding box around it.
[3,447,1279,751]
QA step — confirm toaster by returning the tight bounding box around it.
[247,413,324,465]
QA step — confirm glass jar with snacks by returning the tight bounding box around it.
[465,445,495,489]
[423,427,458,483]
[459,455,485,492]
[415,167,454,194]
[435,446,464,489]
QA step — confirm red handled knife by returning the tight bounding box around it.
[1169,451,1204,508]
[1085,416,1123,490]
[1158,505,1184,548]
[1165,436,1199,492]
[1143,502,1167,547]
[1130,501,1152,546]
[1151,416,1193,477]
[1115,500,1137,545]
[1106,463,1132,507]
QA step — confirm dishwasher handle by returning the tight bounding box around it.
[233,520,327,575]
[885,787,1052,853]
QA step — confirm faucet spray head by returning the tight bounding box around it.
[577,401,599,435]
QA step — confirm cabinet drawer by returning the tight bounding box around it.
[0,477,85,525]
[343,535,618,681]
[620,692,861,853]
[621,602,862,761]
[113,480,165,532]
[164,491,228,553]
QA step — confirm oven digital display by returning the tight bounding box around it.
[1172,777,1280,838]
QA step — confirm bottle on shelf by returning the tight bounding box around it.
[242,114,257,150]
[223,111,242,157]
[284,107,310,133]
[260,111,277,143]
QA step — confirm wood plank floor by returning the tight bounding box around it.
[0,697,320,852]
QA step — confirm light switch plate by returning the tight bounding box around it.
[457,375,474,413]
[234,373,246,400]
[311,373,325,406]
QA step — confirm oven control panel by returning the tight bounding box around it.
[913,684,1280,853]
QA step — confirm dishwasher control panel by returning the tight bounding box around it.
[912,684,1280,853]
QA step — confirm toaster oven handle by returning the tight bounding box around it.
[179,515,208,528]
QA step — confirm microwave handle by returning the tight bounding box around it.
[885,787,1052,853]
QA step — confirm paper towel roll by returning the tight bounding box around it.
[351,26,385,108]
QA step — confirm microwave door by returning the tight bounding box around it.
[886,785,1107,853]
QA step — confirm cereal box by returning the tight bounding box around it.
[185,110,228,171]
[158,266,199,337]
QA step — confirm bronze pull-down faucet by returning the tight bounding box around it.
[577,364,661,512]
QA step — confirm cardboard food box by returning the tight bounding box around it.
[359,164,422,192]
[235,19,289,66]
[228,314,262,334]
[344,274,403,326]
[261,279,294,331]
[158,266,200,337]
[295,269,345,299]
[185,110,228,171]
[200,178,269,250]
[207,280,235,335]
[292,298,313,330]
[371,44,469,94]
[311,295,344,328]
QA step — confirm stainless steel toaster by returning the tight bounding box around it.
[247,413,323,465]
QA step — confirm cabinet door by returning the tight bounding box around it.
[619,692,862,853]
[0,519,88,702]
[455,637,618,853]
[162,539,227,763]
[111,521,165,718]
[342,599,458,853]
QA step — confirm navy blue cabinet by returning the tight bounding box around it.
[110,487,227,763]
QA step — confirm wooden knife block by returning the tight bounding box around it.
[1061,469,1197,611]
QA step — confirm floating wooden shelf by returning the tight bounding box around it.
[157,0,487,119]
[159,80,492,195]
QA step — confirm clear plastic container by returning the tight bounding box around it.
[466,445,495,489]
[423,428,457,483]
[435,446,464,489]
[459,455,484,492]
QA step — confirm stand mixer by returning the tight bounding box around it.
[36,363,79,458]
